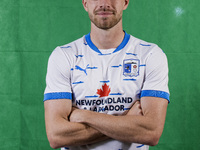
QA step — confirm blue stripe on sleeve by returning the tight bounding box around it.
[141,90,170,103]
[43,92,72,102]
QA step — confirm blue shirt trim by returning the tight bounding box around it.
[85,31,130,54]
[85,33,101,54]
[141,90,170,103]
[43,92,72,102]
[113,32,130,53]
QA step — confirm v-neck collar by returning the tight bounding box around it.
[85,31,130,55]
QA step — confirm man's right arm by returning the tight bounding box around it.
[44,99,108,149]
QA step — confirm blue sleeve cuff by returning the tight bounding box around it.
[141,90,170,103]
[43,92,72,102]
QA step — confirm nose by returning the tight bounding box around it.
[98,0,111,9]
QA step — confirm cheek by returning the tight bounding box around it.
[86,2,96,11]
[87,9,94,18]
[116,7,124,16]
[86,5,95,15]
[88,12,93,21]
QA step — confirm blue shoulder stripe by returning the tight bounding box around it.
[141,90,170,103]
[43,92,72,101]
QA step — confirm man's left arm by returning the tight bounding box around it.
[70,97,168,146]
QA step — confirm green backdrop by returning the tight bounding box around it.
[0,0,199,150]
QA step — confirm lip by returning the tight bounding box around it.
[96,11,114,16]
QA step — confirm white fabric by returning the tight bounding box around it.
[44,33,169,150]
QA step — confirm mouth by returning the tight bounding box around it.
[96,11,114,17]
[95,9,115,17]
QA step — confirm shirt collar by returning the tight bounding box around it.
[85,31,130,54]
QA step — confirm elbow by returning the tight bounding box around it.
[128,132,160,146]
[47,134,60,149]
[49,142,59,149]
[47,132,74,149]
[50,143,59,149]
[148,137,159,146]
[47,131,68,149]
[148,131,161,146]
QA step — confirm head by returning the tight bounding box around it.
[82,0,129,30]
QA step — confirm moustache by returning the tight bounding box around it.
[94,8,116,15]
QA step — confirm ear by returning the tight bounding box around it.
[82,0,88,12]
[123,0,130,10]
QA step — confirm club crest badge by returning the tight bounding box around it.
[123,59,140,77]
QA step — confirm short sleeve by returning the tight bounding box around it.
[43,47,72,101]
[141,46,170,102]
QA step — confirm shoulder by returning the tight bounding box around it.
[59,36,85,54]
[50,36,86,60]
[128,35,166,58]
[60,36,85,50]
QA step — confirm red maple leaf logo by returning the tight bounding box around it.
[97,83,111,98]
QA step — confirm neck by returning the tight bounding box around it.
[90,20,125,49]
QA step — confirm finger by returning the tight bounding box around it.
[134,100,140,104]
[140,109,143,115]
[138,103,142,109]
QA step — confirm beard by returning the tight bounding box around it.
[88,9,123,30]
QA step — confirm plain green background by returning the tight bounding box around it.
[0,0,199,150]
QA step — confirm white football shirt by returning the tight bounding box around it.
[44,31,170,150]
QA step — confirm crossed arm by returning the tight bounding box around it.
[44,99,108,149]
[44,97,168,149]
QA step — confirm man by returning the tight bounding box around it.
[43,0,170,150]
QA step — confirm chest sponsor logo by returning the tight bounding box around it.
[123,59,140,77]
[75,83,134,113]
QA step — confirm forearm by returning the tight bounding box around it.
[75,111,161,146]
[47,117,109,149]
[44,100,110,149]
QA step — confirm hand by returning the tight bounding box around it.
[69,107,87,123]
[125,101,143,116]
